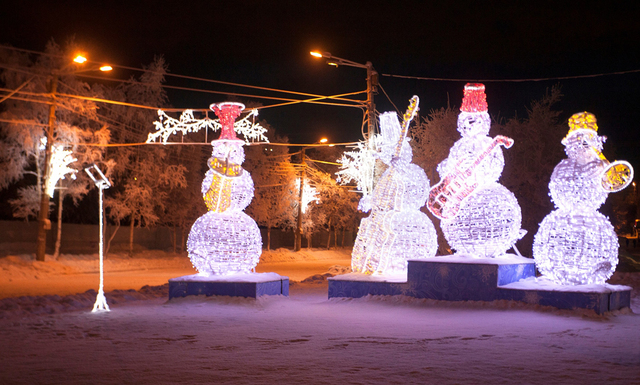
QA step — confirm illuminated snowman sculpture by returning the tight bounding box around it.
[351,96,438,275]
[428,83,523,257]
[533,112,634,285]
[186,103,262,275]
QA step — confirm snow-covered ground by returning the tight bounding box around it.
[1,248,639,384]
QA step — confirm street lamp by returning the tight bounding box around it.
[310,51,378,146]
[35,55,112,262]
[85,164,111,312]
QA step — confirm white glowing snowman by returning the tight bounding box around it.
[186,103,262,275]
[429,83,523,257]
[351,97,438,275]
[533,112,633,285]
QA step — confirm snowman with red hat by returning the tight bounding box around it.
[427,83,523,257]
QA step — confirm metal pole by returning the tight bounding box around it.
[36,74,58,262]
[295,148,305,251]
[92,184,110,312]
[365,61,377,149]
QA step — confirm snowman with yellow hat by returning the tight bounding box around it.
[533,112,634,285]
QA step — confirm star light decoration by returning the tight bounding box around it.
[428,83,523,258]
[351,96,438,275]
[533,112,634,285]
[45,143,78,198]
[152,102,267,275]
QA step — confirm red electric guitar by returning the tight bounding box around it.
[427,135,513,220]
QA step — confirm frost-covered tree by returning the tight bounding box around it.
[307,167,359,249]
[493,86,566,253]
[99,57,188,255]
[245,135,298,250]
[0,41,111,259]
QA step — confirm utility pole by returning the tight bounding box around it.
[365,61,378,148]
[295,148,306,251]
[310,51,377,143]
[35,74,58,262]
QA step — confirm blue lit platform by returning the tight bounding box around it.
[328,273,409,298]
[499,277,631,314]
[407,255,536,302]
[169,272,289,299]
[328,255,631,314]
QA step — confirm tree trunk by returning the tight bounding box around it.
[326,218,332,250]
[129,215,135,256]
[172,226,177,253]
[334,227,338,249]
[105,222,120,256]
[341,228,346,247]
[53,190,64,259]
[267,226,271,251]
[306,232,312,249]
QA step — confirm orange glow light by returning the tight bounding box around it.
[310,51,323,58]
[99,65,113,72]
[73,55,87,64]
[320,138,328,143]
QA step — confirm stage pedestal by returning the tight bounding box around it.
[169,272,289,299]
[328,255,631,314]
[328,273,409,298]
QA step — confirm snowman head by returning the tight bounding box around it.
[562,112,605,161]
[378,111,413,166]
[458,84,490,138]
[457,111,491,138]
[209,139,245,176]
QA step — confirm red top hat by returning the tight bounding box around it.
[210,102,245,140]
[460,83,488,113]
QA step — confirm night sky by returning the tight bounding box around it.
[1,1,639,165]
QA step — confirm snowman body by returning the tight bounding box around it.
[351,108,438,275]
[533,121,618,285]
[187,140,262,275]
[436,96,523,258]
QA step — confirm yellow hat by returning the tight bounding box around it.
[565,111,598,140]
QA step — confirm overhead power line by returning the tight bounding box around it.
[382,68,640,83]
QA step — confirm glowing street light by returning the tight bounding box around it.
[73,54,88,64]
[319,137,328,143]
[310,51,378,146]
[99,65,113,72]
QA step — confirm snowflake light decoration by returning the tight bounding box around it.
[147,104,268,144]
[186,102,263,275]
[351,96,438,275]
[295,177,319,213]
[533,112,634,285]
[428,83,523,257]
[46,144,78,198]
[335,134,384,212]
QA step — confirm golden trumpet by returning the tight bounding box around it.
[593,148,634,193]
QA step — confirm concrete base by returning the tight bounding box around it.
[328,273,409,298]
[407,255,536,301]
[329,255,632,314]
[169,272,289,299]
[500,277,632,314]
